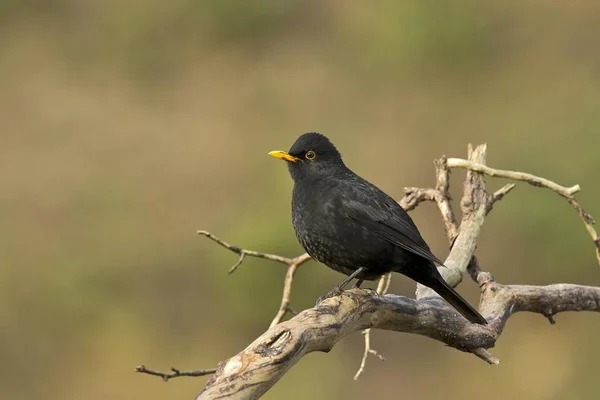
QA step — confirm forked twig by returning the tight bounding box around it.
[354,273,391,380]
[135,365,216,382]
[197,230,312,326]
[446,158,598,265]
[446,158,580,196]
[197,230,295,268]
[270,253,312,328]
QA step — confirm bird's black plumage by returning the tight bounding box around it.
[269,132,487,325]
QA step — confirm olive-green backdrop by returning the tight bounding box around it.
[2,1,600,399]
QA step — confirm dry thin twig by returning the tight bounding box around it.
[567,198,600,265]
[269,253,312,328]
[135,233,311,378]
[447,158,599,265]
[354,273,391,380]
[197,229,312,326]
[432,156,460,241]
[197,230,295,269]
[399,156,459,244]
[135,365,216,382]
[446,158,581,196]
[487,183,516,213]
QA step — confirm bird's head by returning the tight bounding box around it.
[269,133,345,182]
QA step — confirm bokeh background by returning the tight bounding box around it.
[2,1,600,399]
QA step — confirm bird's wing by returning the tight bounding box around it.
[345,198,445,266]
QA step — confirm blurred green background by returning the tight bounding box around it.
[2,1,600,399]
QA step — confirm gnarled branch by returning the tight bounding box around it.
[196,279,600,399]
[137,144,598,400]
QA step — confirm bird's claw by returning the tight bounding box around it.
[361,287,379,296]
[315,287,344,305]
[316,286,373,306]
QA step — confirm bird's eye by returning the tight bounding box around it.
[305,150,316,160]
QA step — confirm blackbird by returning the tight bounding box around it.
[269,132,487,325]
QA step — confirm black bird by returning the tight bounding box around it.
[269,132,487,325]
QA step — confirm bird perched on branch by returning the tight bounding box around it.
[269,132,487,325]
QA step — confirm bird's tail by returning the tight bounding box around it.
[429,277,487,325]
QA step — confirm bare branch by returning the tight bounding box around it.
[137,243,311,383]
[466,256,486,285]
[446,158,580,196]
[446,157,598,265]
[433,156,459,241]
[417,144,489,298]
[196,282,600,399]
[269,253,312,328]
[228,252,246,274]
[138,144,599,400]
[198,230,312,324]
[399,187,438,211]
[197,291,493,400]
[353,328,386,381]
[567,198,600,265]
[472,348,500,365]
[197,230,295,266]
[398,159,458,244]
[135,365,216,382]
[487,183,516,214]
[354,273,391,380]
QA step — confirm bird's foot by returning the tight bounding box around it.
[360,287,379,296]
[315,287,344,306]
[316,287,373,306]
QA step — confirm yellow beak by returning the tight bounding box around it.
[268,150,300,163]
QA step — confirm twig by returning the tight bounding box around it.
[472,348,500,365]
[228,253,246,274]
[487,183,516,214]
[353,328,386,380]
[466,256,490,286]
[398,156,459,244]
[354,273,391,380]
[286,304,298,315]
[566,198,600,265]
[433,156,460,242]
[446,158,580,197]
[135,365,216,382]
[198,230,313,327]
[138,234,310,384]
[269,253,312,328]
[198,230,312,322]
[399,187,438,211]
[197,230,294,268]
[446,158,598,265]
[381,272,392,294]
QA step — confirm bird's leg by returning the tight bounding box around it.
[316,267,366,305]
[354,278,380,296]
[353,278,378,296]
[337,267,366,290]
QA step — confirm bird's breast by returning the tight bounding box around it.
[291,183,394,269]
